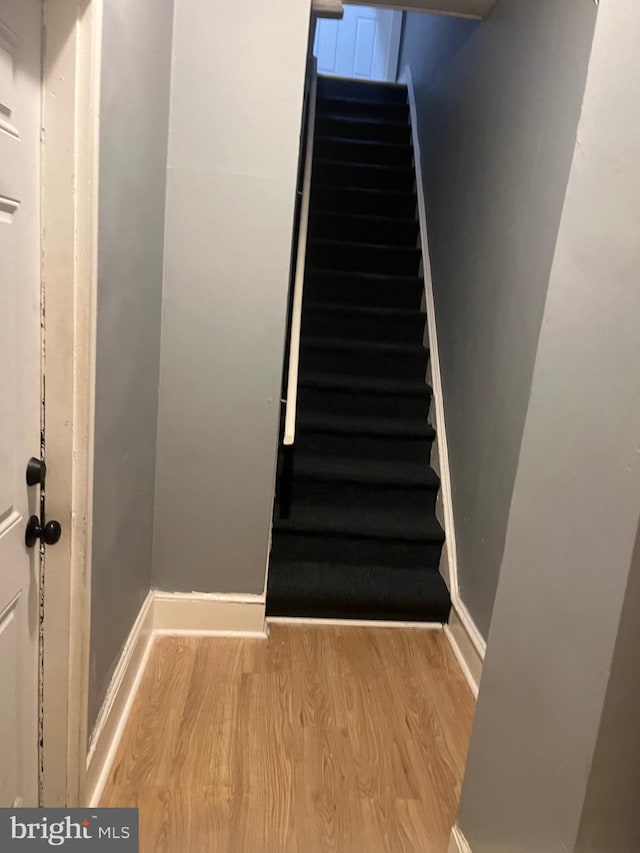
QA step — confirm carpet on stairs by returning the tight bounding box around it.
[267,75,451,624]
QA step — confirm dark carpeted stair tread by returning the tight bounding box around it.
[315,115,412,145]
[306,268,422,289]
[309,210,419,247]
[307,240,421,277]
[313,160,415,192]
[296,411,435,440]
[303,302,423,321]
[316,96,409,123]
[292,454,440,489]
[302,336,426,357]
[266,561,450,622]
[315,137,413,168]
[317,76,408,105]
[299,371,430,397]
[274,501,445,543]
[311,184,417,218]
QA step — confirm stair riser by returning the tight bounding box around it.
[317,98,409,123]
[312,186,416,218]
[315,138,413,168]
[313,161,415,193]
[290,478,438,516]
[305,273,423,310]
[316,116,411,145]
[307,241,421,276]
[300,345,428,382]
[298,385,431,420]
[271,531,443,570]
[317,77,408,105]
[302,309,425,345]
[266,593,450,623]
[295,430,433,464]
[309,212,419,247]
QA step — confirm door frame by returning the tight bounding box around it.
[40,0,102,806]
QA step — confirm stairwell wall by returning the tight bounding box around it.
[456,2,640,844]
[89,0,174,732]
[152,0,311,594]
[398,0,597,638]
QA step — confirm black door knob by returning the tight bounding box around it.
[25,515,62,548]
[26,457,46,487]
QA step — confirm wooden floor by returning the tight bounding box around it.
[102,624,475,852]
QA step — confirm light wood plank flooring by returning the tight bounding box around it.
[102,624,475,852]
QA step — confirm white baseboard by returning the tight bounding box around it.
[84,590,155,807]
[84,590,267,806]
[401,66,486,700]
[401,64,459,601]
[152,591,267,637]
[268,616,443,629]
[449,825,472,853]
[444,599,486,698]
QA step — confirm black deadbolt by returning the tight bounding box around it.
[25,515,62,548]
[26,457,46,487]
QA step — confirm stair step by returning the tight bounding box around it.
[305,269,423,310]
[300,336,428,380]
[302,302,426,345]
[313,159,415,192]
[309,210,419,248]
[292,454,439,488]
[307,239,421,276]
[266,561,450,622]
[287,456,440,515]
[298,371,431,420]
[317,96,409,124]
[296,411,435,440]
[294,415,435,479]
[315,136,413,168]
[274,499,444,542]
[317,76,408,105]
[316,114,411,145]
[312,184,416,218]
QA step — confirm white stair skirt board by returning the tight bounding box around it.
[449,825,473,853]
[400,65,486,698]
[84,591,268,806]
[84,591,155,808]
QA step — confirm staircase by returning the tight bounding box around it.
[267,76,451,623]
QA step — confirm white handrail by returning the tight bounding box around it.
[283,69,318,446]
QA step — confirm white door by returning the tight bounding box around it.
[0,0,42,808]
[313,5,402,83]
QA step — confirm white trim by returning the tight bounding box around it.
[444,613,483,699]
[401,66,486,698]
[449,825,472,853]
[152,591,268,637]
[268,616,443,630]
[284,69,317,446]
[41,0,103,807]
[84,592,155,808]
[401,65,459,600]
[386,11,404,83]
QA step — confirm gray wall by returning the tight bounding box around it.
[152,0,311,593]
[398,0,597,636]
[89,0,174,730]
[575,523,640,853]
[457,1,640,848]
